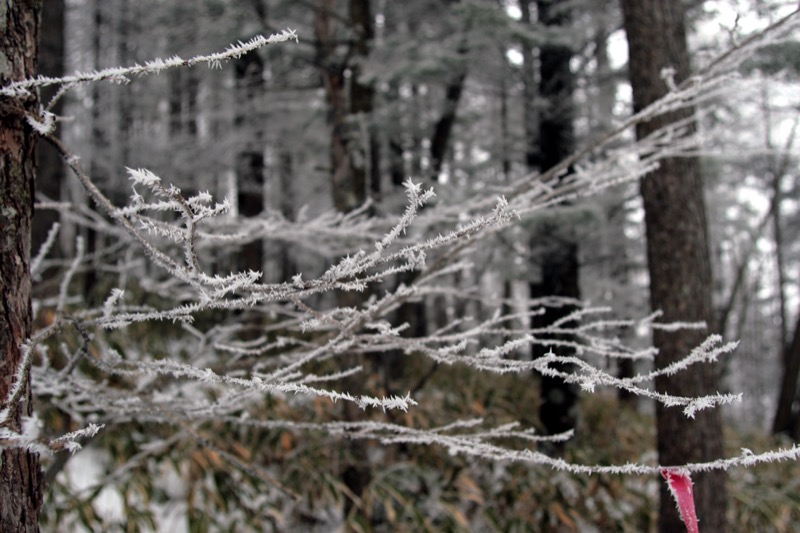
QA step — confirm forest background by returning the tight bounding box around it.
[4,0,800,531]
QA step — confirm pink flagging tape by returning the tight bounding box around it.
[661,468,700,533]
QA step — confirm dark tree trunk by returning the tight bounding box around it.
[518,0,538,169]
[387,83,406,187]
[499,69,511,179]
[0,1,45,530]
[316,0,368,212]
[275,146,296,282]
[535,0,574,172]
[349,0,379,200]
[773,307,800,437]
[771,171,800,436]
[530,243,580,439]
[116,0,134,169]
[231,1,269,276]
[621,0,728,531]
[388,137,404,186]
[234,46,266,275]
[529,0,580,441]
[32,0,65,259]
[85,0,107,297]
[429,66,467,180]
[314,0,376,522]
[428,0,469,181]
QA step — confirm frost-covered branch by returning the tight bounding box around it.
[0,29,299,98]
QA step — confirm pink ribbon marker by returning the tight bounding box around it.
[661,468,700,533]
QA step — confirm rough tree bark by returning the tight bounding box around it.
[0,1,45,530]
[620,0,728,531]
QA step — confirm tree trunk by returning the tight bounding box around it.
[314,0,375,522]
[518,1,538,169]
[774,307,800,437]
[115,0,135,172]
[429,66,467,180]
[349,0,379,200]
[0,1,45,530]
[620,1,728,531]
[528,0,580,441]
[84,0,107,297]
[234,38,266,275]
[316,0,367,212]
[275,145,296,282]
[427,0,469,181]
[32,0,65,260]
[770,154,798,436]
[535,0,574,173]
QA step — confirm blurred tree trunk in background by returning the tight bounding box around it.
[518,1,537,170]
[774,308,800,438]
[33,0,65,263]
[769,113,800,437]
[315,0,376,522]
[349,0,380,200]
[276,144,296,282]
[116,0,134,176]
[526,0,580,441]
[316,0,367,213]
[0,1,44,529]
[429,37,468,181]
[235,2,267,276]
[772,157,800,437]
[85,0,107,295]
[621,0,728,531]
